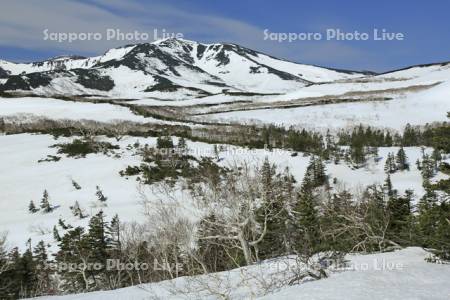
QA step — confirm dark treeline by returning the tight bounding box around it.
[1,116,449,154]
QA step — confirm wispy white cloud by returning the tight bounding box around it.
[0,0,370,69]
[0,0,268,54]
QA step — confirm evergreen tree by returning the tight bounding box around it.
[431,148,442,169]
[7,244,37,298]
[384,174,396,197]
[70,201,86,219]
[260,157,276,197]
[395,147,409,171]
[58,218,71,230]
[324,129,338,160]
[416,158,422,170]
[40,190,52,213]
[156,136,174,149]
[87,211,110,257]
[384,152,397,173]
[293,178,320,256]
[95,186,108,203]
[85,211,111,285]
[257,162,290,259]
[420,154,435,180]
[53,225,61,242]
[313,157,327,187]
[304,156,328,188]
[433,200,450,260]
[387,190,413,245]
[33,241,51,295]
[29,200,39,213]
[54,226,90,292]
[72,179,82,190]
[108,214,121,254]
[417,187,439,246]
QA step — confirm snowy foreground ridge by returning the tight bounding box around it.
[31,248,450,300]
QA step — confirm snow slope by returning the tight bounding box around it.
[0,97,155,123]
[262,247,450,300]
[1,133,445,250]
[28,247,450,300]
[204,75,450,131]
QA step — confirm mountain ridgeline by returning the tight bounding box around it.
[0,38,364,99]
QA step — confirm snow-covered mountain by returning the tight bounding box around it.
[0,38,365,99]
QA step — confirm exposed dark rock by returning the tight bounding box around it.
[1,72,52,91]
[73,69,114,91]
[196,44,206,60]
[0,67,10,78]
[144,76,210,96]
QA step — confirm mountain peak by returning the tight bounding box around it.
[0,39,368,98]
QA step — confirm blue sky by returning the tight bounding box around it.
[0,0,449,72]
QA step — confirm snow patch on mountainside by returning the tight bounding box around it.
[205,79,450,131]
[0,97,153,123]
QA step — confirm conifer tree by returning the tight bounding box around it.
[384,174,396,197]
[156,136,174,149]
[416,158,422,170]
[396,147,409,171]
[417,187,439,246]
[260,157,276,198]
[70,201,86,219]
[431,148,442,169]
[54,226,89,292]
[85,211,110,277]
[71,179,82,190]
[108,214,121,253]
[40,190,52,213]
[387,190,412,245]
[420,154,435,180]
[304,156,328,188]
[257,161,290,259]
[33,240,51,295]
[29,200,39,213]
[58,218,70,230]
[53,225,61,242]
[384,153,397,173]
[18,246,37,298]
[258,166,298,257]
[95,186,108,203]
[293,177,320,256]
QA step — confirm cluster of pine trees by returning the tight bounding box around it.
[0,240,53,299]
[384,147,409,173]
[28,190,53,214]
